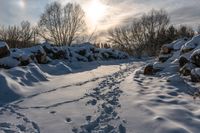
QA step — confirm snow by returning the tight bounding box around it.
[181,35,200,52]
[1,37,200,133]
[0,41,9,49]
[171,38,188,50]
[191,68,200,77]
[191,49,200,58]
[163,38,187,51]
[0,42,129,69]
[0,56,20,68]
[0,58,200,133]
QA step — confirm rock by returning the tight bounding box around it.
[191,68,200,82]
[181,48,194,54]
[190,49,200,67]
[11,49,32,66]
[43,44,67,59]
[78,49,86,56]
[179,56,189,68]
[0,56,20,68]
[144,64,154,75]
[180,63,195,76]
[53,50,66,59]
[35,52,47,64]
[158,54,172,63]
[29,46,48,64]
[181,35,200,54]
[160,45,173,54]
[0,42,10,58]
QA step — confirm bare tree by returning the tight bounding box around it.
[178,25,194,38]
[0,26,8,41]
[140,9,170,55]
[108,9,170,56]
[39,2,86,46]
[20,21,34,47]
[0,21,36,48]
[5,25,21,48]
[166,25,178,42]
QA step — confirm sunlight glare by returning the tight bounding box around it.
[85,0,107,26]
[19,0,25,8]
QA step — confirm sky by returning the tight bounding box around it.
[0,0,200,33]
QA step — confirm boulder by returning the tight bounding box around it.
[35,52,47,64]
[0,56,20,69]
[160,45,173,54]
[158,54,172,63]
[0,41,10,58]
[179,63,195,76]
[179,56,189,68]
[43,44,67,59]
[144,64,154,75]
[181,35,200,54]
[191,68,200,82]
[190,49,200,67]
[11,49,32,66]
[28,46,48,64]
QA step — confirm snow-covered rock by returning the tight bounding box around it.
[42,42,69,59]
[0,42,129,69]
[179,55,189,67]
[0,41,10,58]
[25,45,48,64]
[145,35,200,82]
[191,68,200,82]
[0,56,20,68]
[143,64,160,75]
[190,49,200,67]
[180,63,195,76]
[181,35,200,53]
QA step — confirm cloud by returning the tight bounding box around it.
[0,0,199,30]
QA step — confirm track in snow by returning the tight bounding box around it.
[0,62,142,133]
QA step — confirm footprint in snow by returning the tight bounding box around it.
[86,99,97,106]
[86,116,92,122]
[72,127,78,133]
[49,111,56,114]
[119,124,126,133]
[65,117,72,123]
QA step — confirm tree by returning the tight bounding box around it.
[4,25,21,48]
[0,21,36,48]
[107,9,170,56]
[39,2,86,46]
[178,25,194,38]
[20,21,34,47]
[166,25,178,42]
[140,9,170,55]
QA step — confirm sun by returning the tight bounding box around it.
[85,0,107,26]
[19,0,26,8]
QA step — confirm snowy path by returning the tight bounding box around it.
[0,61,143,133]
[0,60,200,133]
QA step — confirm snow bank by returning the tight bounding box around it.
[0,42,128,69]
[144,34,200,82]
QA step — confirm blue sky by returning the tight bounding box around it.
[0,0,200,31]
